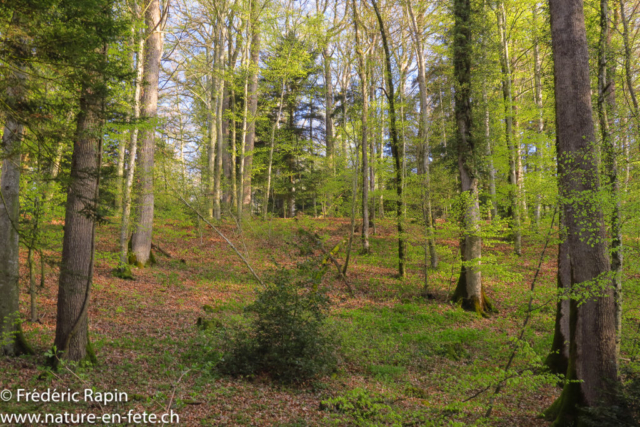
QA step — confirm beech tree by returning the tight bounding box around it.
[0,12,32,356]
[130,0,165,266]
[545,0,619,421]
[450,0,492,314]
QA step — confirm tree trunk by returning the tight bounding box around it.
[484,89,497,220]
[131,0,163,266]
[207,44,218,219]
[496,2,521,255]
[0,14,31,356]
[597,0,622,360]
[214,26,226,221]
[371,0,406,277]
[115,134,126,212]
[450,0,491,315]
[243,15,260,208]
[263,81,286,220]
[238,25,251,219]
[545,211,570,375]
[54,84,102,363]
[323,48,335,167]
[407,1,437,268]
[119,30,144,269]
[545,0,619,421]
[532,4,544,228]
[621,0,640,128]
[352,0,369,253]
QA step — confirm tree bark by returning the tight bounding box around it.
[371,0,406,277]
[54,84,102,363]
[207,44,218,219]
[119,30,144,269]
[407,1,437,269]
[546,209,571,375]
[243,12,260,208]
[323,48,335,168]
[597,0,622,360]
[352,0,369,253]
[496,2,521,255]
[214,25,226,221]
[620,0,640,128]
[0,13,32,356]
[450,0,491,315]
[532,5,544,229]
[545,0,619,421]
[131,0,163,266]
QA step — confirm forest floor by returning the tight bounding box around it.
[0,213,600,426]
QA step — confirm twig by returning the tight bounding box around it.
[177,194,264,287]
[483,206,558,417]
[299,229,354,296]
[151,242,173,258]
[162,369,189,427]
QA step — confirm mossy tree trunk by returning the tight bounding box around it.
[597,0,623,359]
[450,0,491,315]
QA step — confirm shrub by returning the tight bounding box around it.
[217,266,337,384]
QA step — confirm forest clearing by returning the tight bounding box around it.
[2,0,640,425]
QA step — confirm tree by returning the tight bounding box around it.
[545,0,619,421]
[406,0,437,270]
[242,0,262,208]
[131,0,165,266]
[371,0,406,278]
[51,0,131,364]
[54,80,103,363]
[450,0,492,314]
[352,0,369,254]
[0,12,33,356]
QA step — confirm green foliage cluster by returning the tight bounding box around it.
[215,265,338,383]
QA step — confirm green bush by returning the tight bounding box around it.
[217,267,337,384]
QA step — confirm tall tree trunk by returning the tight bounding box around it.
[207,43,218,219]
[115,134,126,212]
[131,0,163,266]
[371,0,406,277]
[119,30,144,269]
[243,14,260,208]
[407,1,437,269]
[0,13,31,356]
[483,89,497,220]
[263,81,286,220]
[238,22,251,219]
[597,0,622,359]
[545,0,619,421]
[620,0,640,128]
[532,4,545,229]
[450,0,491,315]
[323,48,335,168]
[214,26,226,221]
[353,0,369,253]
[54,83,102,363]
[496,2,521,255]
